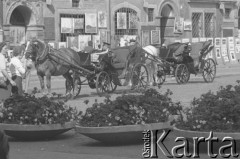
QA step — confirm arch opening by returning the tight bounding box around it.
[10,5,33,26]
[160,3,176,44]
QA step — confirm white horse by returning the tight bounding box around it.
[143,45,160,86]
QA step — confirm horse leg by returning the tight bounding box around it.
[37,74,45,93]
[63,71,73,98]
[46,73,52,95]
[152,62,157,86]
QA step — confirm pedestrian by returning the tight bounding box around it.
[0,42,16,89]
[0,131,9,159]
[91,42,111,62]
[10,46,26,95]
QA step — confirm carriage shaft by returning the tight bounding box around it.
[49,53,95,75]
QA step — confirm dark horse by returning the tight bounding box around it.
[25,39,81,96]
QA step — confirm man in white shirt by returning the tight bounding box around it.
[10,46,26,95]
[91,42,111,62]
[0,42,16,88]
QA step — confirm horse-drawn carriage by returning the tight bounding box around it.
[25,40,149,97]
[145,40,216,86]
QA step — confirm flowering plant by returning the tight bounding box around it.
[79,88,183,127]
[0,94,77,125]
[175,80,240,132]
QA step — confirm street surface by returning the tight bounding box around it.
[8,64,240,159]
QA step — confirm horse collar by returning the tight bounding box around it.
[36,45,50,64]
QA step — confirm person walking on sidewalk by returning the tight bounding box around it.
[0,42,16,89]
[10,46,26,95]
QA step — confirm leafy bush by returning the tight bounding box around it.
[0,94,77,125]
[79,88,183,127]
[175,80,240,132]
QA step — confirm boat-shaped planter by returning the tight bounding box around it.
[172,127,240,154]
[0,121,75,140]
[173,127,240,140]
[76,122,171,144]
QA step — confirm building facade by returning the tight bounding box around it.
[0,0,239,48]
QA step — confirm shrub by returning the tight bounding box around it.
[79,88,183,127]
[175,80,240,132]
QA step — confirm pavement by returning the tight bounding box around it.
[6,63,240,159]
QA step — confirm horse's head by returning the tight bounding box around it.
[25,39,45,62]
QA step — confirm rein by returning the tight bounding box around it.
[35,43,50,65]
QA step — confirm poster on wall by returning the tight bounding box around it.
[221,47,229,62]
[215,38,221,47]
[67,36,79,51]
[221,38,227,46]
[48,42,55,48]
[183,21,192,31]
[129,13,138,29]
[192,38,199,43]
[85,13,97,33]
[93,35,101,49]
[79,35,91,51]
[98,11,107,28]
[215,47,221,59]
[182,39,190,43]
[58,42,66,49]
[61,18,74,33]
[174,17,184,34]
[229,50,236,61]
[9,26,26,45]
[99,29,108,44]
[235,38,240,54]
[228,37,234,44]
[229,44,235,51]
[151,30,160,44]
[117,12,127,29]
[142,30,150,47]
[74,18,84,30]
[200,38,207,42]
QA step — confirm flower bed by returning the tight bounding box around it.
[77,88,181,143]
[79,88,182,127]
[0,94,77,139]
[174,80,240,133]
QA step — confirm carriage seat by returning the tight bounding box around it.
[111,48,130,69]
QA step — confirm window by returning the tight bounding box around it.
[60,14,85,42]
[192,13,203,37]
[148,8,154,22]
[72,0,80,7]
[115,8,138,35]
[225,8,231,19]
[204,13,214,37]
[192,12,215,37]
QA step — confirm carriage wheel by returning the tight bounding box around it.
[131,63,149,89]
[175,64,190,84]
[155,65,166,88]
[73,76,81,97]
[202,58,216,83]
[96,71,111,96]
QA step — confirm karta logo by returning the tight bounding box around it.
[142,130,239,158]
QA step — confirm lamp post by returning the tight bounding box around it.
[107,0,111,46]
